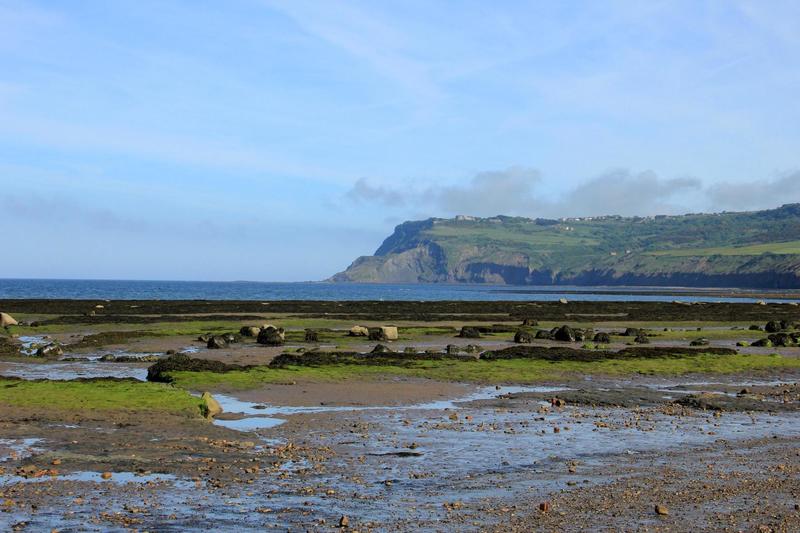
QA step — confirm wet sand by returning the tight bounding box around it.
[234,378,475,407]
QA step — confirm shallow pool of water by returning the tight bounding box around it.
[0,361,148,381]
[0,438,42,463]
[211,385,571,431]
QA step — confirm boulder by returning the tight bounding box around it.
[514,331,533,344]
[623,328,641,337]
[690,338,710,346]
[768,333,795,347]
[558,298,568,304]
[574,329,586,342]
[207,336,228,349]
[458,326,482,339]
[349,326,369,337]
[380,326,399,341]
[535,330,553,340]
[0,312,18,328]
[371,344,392,354]
[304,330,319,342]
[751,338,773,347]
[257,327,285,346]
[368,328,386,341]
[201,391,223,419]
[553,325,576,342]
[593,332,611,344]
[736,341,750,347]
[634,334,650,344]
[765,320,782,333]
[522,318,539,326]
[239,326,261,337]
[35,343,63,358]
[198,333,213,342]
[464,344,481,353]
[748,325,763,331]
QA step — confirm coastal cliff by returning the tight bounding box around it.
[331,204,800,288]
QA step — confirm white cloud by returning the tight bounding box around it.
[433,167,543,217]
[343,166,800,219]
[706,171,800,211]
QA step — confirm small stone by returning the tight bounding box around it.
[101,472,113,480]
[539,501,551,513]
[655,504,669,516]
[338,515,349,528]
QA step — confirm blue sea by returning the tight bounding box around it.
[0,279,796,303]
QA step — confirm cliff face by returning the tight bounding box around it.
[331,205,800,288]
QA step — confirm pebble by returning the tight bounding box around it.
[539,501,551,513]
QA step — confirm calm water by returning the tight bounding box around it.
[0,278,796,302]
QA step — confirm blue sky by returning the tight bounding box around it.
[1,0,799,281]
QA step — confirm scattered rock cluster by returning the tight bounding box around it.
[752,320,799,347]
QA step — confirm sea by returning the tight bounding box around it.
[0,279,797,303]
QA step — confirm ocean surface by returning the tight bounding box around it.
[0,279,797,303]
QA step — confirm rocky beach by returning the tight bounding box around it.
[0,298,799,531]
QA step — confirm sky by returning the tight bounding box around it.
[1,0,799,281]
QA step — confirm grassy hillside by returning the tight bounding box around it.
[332,204,800,288]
